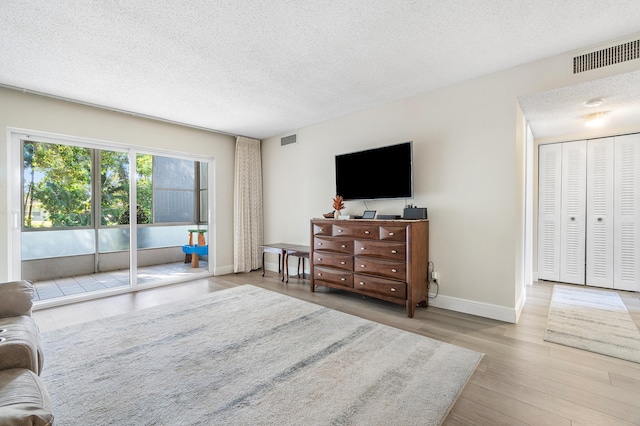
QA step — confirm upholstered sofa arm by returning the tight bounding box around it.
[0,281,35,318]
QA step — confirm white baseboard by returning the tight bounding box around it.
[428,293,518,323]
[267,262,518,323]
[214,265,234,275]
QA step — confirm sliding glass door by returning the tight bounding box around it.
[14,131,212,304]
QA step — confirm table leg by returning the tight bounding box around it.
[284,252,289,282]
[261,250,266,276]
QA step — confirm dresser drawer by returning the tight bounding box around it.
[313,223,332,236]
[354,257,406,280]
[379,226,407,241]
[313,252,353,271]
[354,240,406,261]
[333,224,379,239]
[314,237,353,254]
[314,266,353,288]
[354,274,407,300]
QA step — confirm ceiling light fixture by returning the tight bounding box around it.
[584,111,608,127]
[583,97,604,107]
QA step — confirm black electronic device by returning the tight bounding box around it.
[377,214,401,220]
[335,142,413,201]
[362,210,376,219]
[403,207,428,219]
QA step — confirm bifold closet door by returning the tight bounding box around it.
[539,135,639,290]
[613,133,640,291]
[559,141,586,284]
[537,144,562,281]
[586,138,614,288]
[538,141,586,284]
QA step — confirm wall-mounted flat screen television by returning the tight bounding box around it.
[335,141,413,201]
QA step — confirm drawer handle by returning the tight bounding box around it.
[341,244,346,248]
[391,250,397,254]
[360,264,366,268]
[389,232,395,236]
[341,277,346,281]
[317,273,322,276]
[341,261,346,265]
[361,247,365,250]
[364,230,370,234]
[338,229,343,232]
[318,258,322,261]
[391,269,397,273]
[359,282,365,285]
[318,242,323,246]
[390,288,396,292]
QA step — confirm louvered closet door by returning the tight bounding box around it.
[559,141,586,284]
[586,138,614,288]
[614,134,640,291]
[537,144,562,281]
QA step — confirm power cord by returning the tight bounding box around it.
[428,260,439,299]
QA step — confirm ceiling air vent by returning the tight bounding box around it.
[281,134,297,146]
[572,38,640,74]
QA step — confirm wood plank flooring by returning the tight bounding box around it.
[32,272,640,425]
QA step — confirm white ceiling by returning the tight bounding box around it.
[519,70,640,139]
[1,1,640,140]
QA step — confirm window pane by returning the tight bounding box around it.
[153,156,195,223]
[200,161,208,190]
[100,150,130,225]
[22,229,95,259]
[154,191,195,222]
[23,141,91,228]
[199,190,208,223]
[136,154,153,223]
[198,161,208,224]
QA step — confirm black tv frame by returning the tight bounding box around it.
[335,141,414,201]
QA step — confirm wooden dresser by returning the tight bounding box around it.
[310,219,429,317]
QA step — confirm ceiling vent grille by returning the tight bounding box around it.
[572,38,640,74]
[281,134,297,146]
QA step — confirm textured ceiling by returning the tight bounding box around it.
[519,70,640,139]
[1,1,640,139]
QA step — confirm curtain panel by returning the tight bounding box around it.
[233,136,263,273]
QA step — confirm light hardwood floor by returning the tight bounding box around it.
[32,272,640,425]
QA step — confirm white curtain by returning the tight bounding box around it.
[233,136,264,272]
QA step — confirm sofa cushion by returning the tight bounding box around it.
[0,368,53,426]
[0,316,43,375]
[0,281,35,318]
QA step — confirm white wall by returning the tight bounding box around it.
[0,88,236,279]
[262,49,639,323]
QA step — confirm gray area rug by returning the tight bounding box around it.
[544,285,640,363]
[41,285,482,425]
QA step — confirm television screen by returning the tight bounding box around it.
[335,142,413,201]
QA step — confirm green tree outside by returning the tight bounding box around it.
[24,142,92,227]
[24,142,153,227]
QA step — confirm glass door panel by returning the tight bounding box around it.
[136,154,209,285]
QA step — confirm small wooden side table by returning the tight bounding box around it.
[260,243,310,281]
[284,246,310,283]
[260,243,288,279]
